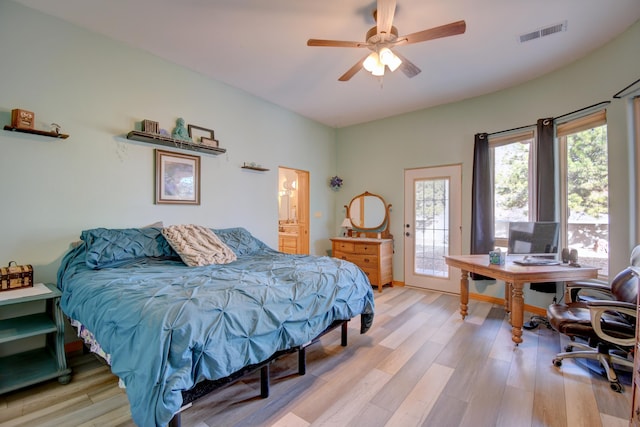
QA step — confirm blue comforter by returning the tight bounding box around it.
[57,227,374,427]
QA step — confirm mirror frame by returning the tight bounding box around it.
[344,191,392,239]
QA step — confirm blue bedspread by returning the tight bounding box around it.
[57,227,374,427]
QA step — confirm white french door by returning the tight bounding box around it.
[404,165,462,293]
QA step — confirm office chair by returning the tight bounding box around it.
[547,266,638,392]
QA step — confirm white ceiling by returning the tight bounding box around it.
[13,0,640,128]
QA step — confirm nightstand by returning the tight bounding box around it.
[0,283,71,394]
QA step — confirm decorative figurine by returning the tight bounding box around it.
[172,118,192,142]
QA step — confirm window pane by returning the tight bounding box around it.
[566,125,608,276]
[493,139,532,240]
[414,178,449,278]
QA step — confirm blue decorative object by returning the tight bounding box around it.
[171,118,192,142]
[330,175,343,191]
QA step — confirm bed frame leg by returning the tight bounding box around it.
[298,347,306,375]
[168,413,181,427]
[341,321,348,346]
[260,364,270,398]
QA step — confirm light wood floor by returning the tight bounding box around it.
[0,286,633,427]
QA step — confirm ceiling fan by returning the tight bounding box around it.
[307,0,466,81]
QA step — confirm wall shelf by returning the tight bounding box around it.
[241,165,269,172]
[3,126,69,139]
[126,130,226,156]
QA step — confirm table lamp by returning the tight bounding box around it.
[340,218,352,237]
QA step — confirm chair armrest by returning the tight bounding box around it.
[588,301,637,347]
[567,280,609,291]
[587,300,636,311]
[567,280,612,303]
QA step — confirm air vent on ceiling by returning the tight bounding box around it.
[519,20,567,43]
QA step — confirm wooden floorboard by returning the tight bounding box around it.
[0,286,632,426]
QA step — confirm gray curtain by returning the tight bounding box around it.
[470,133,494,280]
[532,118,558,293]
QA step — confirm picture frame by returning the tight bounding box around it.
[155,149,200,205]
[188,124,217,147]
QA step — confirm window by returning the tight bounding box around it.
[558,110,609,277]
[489,110,609,277]
[490,130,535,249]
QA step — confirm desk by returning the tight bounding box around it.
[444,255,599,345]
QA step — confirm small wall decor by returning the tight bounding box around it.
[329,175,343,191]
[155,149,200,205]
[11,109,34,129]
[171,118,192,142]
[142,119,159,134]
[188,124,218,148]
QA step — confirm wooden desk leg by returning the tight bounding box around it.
[460,269,469,319]
[510,282,524,345]
[504,282,512,314]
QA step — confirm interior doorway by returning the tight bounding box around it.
[278,167,309,254]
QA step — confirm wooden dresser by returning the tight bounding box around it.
[331,237,393,292]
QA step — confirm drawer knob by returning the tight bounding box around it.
[364,258,370,263]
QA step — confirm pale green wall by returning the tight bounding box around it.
[2,1,638,311]
[336,20,640,307]
[0,1,337,284]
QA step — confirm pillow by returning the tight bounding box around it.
[212,227,267,256]
[82,227,176,269]
[162,224,237,267]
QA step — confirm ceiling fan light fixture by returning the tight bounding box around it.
[363,52,380,72]
[371,62,385,76]
[379,48,402,72]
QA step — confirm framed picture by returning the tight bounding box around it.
[155,149,200,205]
[188,125,216,145]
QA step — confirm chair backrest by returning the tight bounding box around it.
[611,267,639,304]
[631,244,640,267]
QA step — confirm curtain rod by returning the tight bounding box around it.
[613,77,640,99]
[553,101,610,121]
[486,100,610,137]
[487,123,534,137]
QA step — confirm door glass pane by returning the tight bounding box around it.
[414,178,449,277]
[566,125,608,276]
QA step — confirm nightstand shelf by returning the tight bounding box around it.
[0,283,71,394]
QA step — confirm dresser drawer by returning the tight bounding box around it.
[353,243,379,255]
[334,252,378,266]
[359,267,379,286]
[334,241,356,252]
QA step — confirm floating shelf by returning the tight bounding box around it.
[126,130,226,156]
[241,165,269,172]
[3,126,69,139]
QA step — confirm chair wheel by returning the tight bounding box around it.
[553,358,562,367]
[564,345,574,352]
[610,382,623,393]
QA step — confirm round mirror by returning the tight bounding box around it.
[347,191,389,231]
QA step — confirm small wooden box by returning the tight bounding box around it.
[11,109,35,129]
[0,262,34,291]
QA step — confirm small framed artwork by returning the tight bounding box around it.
[188,124,219,147]
[155,149,200,205]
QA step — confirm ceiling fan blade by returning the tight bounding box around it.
[376,0,397,38]
[399,20,466,45]
[393,51,421,78]
[338,56,367,81]
[307,39,368,48]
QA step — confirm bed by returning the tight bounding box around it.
[56,226,375,427]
